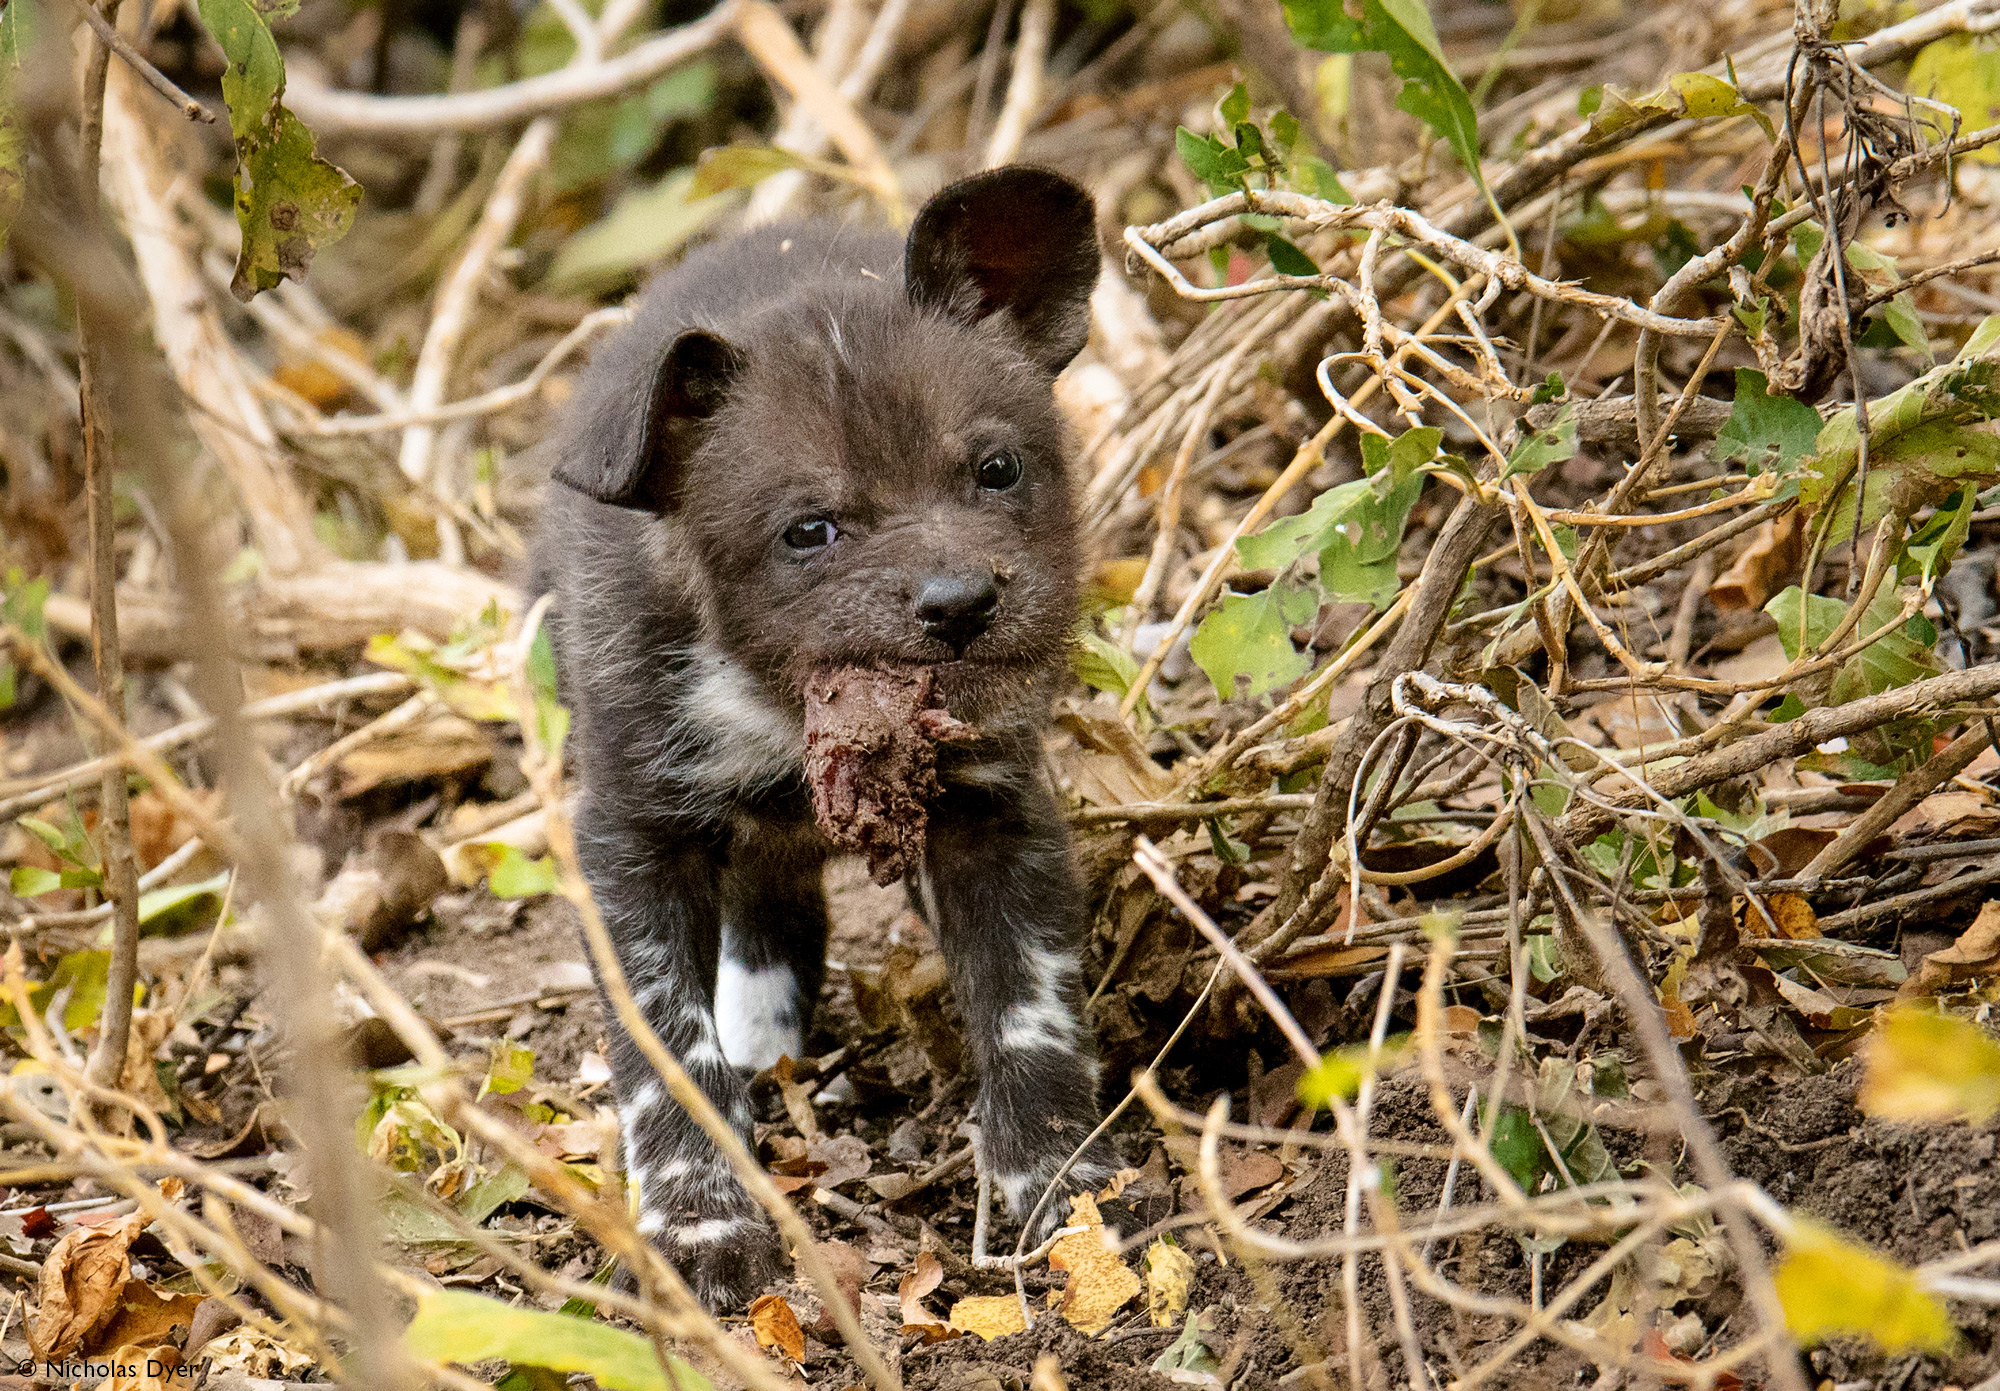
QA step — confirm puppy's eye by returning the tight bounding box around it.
[976,449,1024,491]
[783,518,837,551]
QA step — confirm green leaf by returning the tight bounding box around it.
[1071,625,1143,702]
[1189,582,1317,700]
[403,1288,711,1391]
[17,816,69,855]
[1269,108,1300,152]
[459,1164,532,1224]
[1766,585,1941,702]
[1668,70,1775,137]
[1176,127,1249,193]
[1880,291,1934,364]
[546,169,737,291]
[552,62,717,194]
[1235,478,1373,572]
[527,625,570,759]
[1713,369,1822,480]
[138,873,229,928]
[1801,326,2000,526]
[1502,404,1576,479]
[1906,34,2000,165]
[1903,488,1975,586]
[487,845,559,900]
[1153,1310,1222,1376]
[1218,82,1251,127]
[1263,233,1318,277]
[195,0,359,298]
[1289,152,1350,203]
[482,1041,535,1099]
[1282,0,1483,187]
[8,866,62,899]
[1775,1218,1956,1352]
[1486,1102,1549,1191]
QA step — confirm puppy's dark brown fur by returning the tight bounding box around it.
[534,168,1116,1308]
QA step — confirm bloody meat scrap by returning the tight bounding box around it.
[802,666,976,885]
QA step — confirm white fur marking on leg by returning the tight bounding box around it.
[998,998,1075,1052]
[715,955,801,1070]
[676,1216,749,1245]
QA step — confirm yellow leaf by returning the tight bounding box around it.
[1143,1240,1195,1328]
[1908,35,2000,165]
[1858,1005,2000,1125]
[1774,1218,1956,1353]
[1048,1192,1141,1335]
[947,1294,1028,1341]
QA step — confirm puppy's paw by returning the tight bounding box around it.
[996,1144,1125,1248]
[655,1212,785,1311]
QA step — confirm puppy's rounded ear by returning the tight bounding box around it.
[551,328,744,510]
[904,165,1099,374]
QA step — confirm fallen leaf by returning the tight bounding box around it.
[202,1327,317,1378]
[1143,1239,1195,1327]
[1859,1005,2000,1123]
[1740,891,1818,941]
[947,1293,1028,1340]
[1096,1167,1143,1201]
[1214,1147,1284,1201]
[92,1281,206,1356]
[1048,1192,1141,1335]
[896,1250,954,1342]
[806,1241,872,1334]
[748,1294,805,1363]
[28,1211,147,1360]
[1710,511,1804,612]
[1775,1217,1955,1352]
[104,1344,182,1391]
[1902,901,2000,997]
[1031,1352,1070,1391]
[808,1133,872,1190]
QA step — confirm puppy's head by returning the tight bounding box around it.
[555,166,1100,724]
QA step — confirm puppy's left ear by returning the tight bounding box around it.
[904,165,1099,373]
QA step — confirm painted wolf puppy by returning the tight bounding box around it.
[534,167,1119,1308]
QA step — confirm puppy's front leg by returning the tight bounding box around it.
[575,807,785,1308]
[920,770,1119,1234]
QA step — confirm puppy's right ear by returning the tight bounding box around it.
[552,328,744,510]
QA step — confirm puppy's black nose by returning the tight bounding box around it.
[916,573,999,652]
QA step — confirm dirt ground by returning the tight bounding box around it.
[357,845,2000,1391]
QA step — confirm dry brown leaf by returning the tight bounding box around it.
[896,1249,954,1342]
[202,1327,315,1378]
[1740,891,1818,940]
[93,1281,206,1357]
[1143,1239,1195,1328]
[1048,1192,1141,1335]
[1709,511,1803,613]
[334,714,493,799]
[1902,901,2000,997]
[1214,1147,1284,1201]
[748,1293,806,1363]
[1095,1166,1143,1201]
[103,1344,184,1391]
[28,1211,148,1360]
[948,1293,1029,1340]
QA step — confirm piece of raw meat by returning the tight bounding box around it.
[802,666,975,885]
